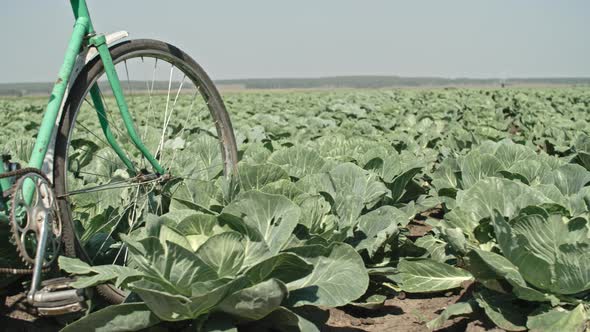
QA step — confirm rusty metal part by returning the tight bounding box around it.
[0,168,60,274]
[27,277,87,316]
[0,266,49,274]
[10,171,62,266]
[37,302,86,316]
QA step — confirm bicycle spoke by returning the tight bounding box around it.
[175,162,224,181]
[158,74,186,163]
[75,146,121,165]
[62,50,234,285]
[112,185,142,264]
[82,95,132,145]
[154,66,175,160]
[82,205,119,240]
[169,90,203,167]
[142,58,158,141]
[123,60,139,131]
[89,182,155,263]
[113,182,157,265]
[90,202,134,263]
[76,115,112,149]
[97,85,132,145]
[124,60,133,96]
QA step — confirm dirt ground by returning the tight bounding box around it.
[324,289,502,332]
[1,290,62,332]
[2,285,502,332]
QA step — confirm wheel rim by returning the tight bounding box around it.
[60,49,232,270]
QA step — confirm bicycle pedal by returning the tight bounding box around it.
[30,277,87,316]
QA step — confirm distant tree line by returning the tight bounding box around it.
[1,76,589,96]
[219,76,590,89]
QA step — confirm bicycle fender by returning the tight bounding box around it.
[42,31,129,181]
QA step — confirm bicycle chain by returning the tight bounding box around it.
[0,168,54,275]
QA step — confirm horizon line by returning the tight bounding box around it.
[2,75,590,85]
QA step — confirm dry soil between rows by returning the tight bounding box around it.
[2,287,502,332]
[324,290,502,332]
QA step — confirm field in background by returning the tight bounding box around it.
[2,76,590,96]
[2,87,590,331]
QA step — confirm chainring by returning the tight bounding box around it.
[9,170,62,267]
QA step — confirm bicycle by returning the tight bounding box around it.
[0,0,238,315]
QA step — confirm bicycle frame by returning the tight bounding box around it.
[0,0,165,217]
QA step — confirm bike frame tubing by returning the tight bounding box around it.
[26,0,164,178]
[27,12,89,171]
[88,34,165,174]
[0,0,167,214]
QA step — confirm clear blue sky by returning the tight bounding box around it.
[1,0,588,83]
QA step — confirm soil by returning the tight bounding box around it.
[2,283,502,332]
[407,206,444,239]
[0,292,503,332]
[323,288,502,332]
[1,285,62,332]
[314,210,502,332]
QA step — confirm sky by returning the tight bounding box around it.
[0,0,589,83]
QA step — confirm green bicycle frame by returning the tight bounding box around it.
[0,0,165,216]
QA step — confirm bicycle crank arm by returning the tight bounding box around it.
[23,201,87,315]
[27,212,51,303]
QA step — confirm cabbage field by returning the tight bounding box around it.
[2,87,590,331]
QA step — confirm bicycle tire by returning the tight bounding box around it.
[53,39,238,303]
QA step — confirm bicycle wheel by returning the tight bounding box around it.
[53,39,238,303]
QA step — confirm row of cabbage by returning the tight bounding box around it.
[1,88,589,331]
